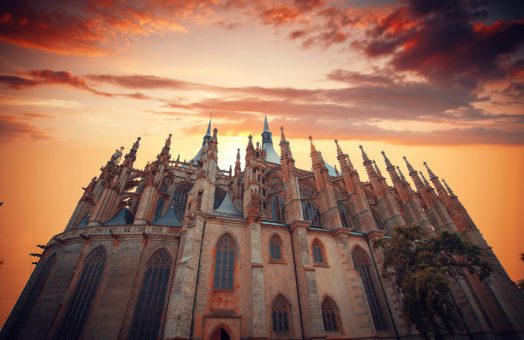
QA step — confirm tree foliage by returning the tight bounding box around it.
[375,226,491,340]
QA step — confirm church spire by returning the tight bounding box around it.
[381,150,394,170]
[423,161,437,179]
[263,114,270,132]
[403,156,416,175]
[234,148,241,176]
[157,133,172,164]
[396,166,407,182]
[359,145,371,165]
[123,137,140,168]
[443,179,457,198]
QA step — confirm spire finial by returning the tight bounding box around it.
[205,115,212,136]
[309,136,317,153]
[263,114,270,132]
[335,139,344,156]
[420,171,431,188]
[423,161,437,179]
[280,126,287,141]
[403,156,416,174]
[236,148,241,160]
[442,179,456,197]
[123,137,140,167]
[359,145,370,163]
[373,160,382,177]
[381,150,393,169]
[396,166,407,182]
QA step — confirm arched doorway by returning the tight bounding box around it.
[210,327,231,340]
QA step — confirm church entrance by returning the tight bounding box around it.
[210,327,231,340]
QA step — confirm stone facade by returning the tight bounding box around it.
[2,116,524,340]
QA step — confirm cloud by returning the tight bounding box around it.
[358,0,524,88]
[0,0,214,55]
[0,114,50,142]
[0,70,152,100]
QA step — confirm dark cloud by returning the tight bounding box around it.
[358,0,524,87]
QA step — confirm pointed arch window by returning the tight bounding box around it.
[371,208,384,230]
[154,197,165,222]
[269,235,283,261]
[6,254,57,339]
[214,186,226,210]
[214,234,235,290]
[172,182,192,219]
[338,202,352,228]
[272,295,290,333]
[352,247,387,331]
[270,195,285,223]
[302,201,320,227]
[129,249,172,340]
[312,239,326,266]
[321,297,340,332]
[57,246,107,340]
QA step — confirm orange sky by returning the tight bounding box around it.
[0,0,523,328]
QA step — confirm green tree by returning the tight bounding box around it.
[375,226,491,340]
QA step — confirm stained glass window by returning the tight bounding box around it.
[172,182,192,219]
[338,202,351,228]
[269,235,283,261]
[352,246,387,331]
[272,295,290,333]
[57,246,107,340]
[270,195,285,223]
[312,239,326,266]
[302,201,320,227]
[321,297,339,332]
[213,234,235,290]
[129,249,172,340]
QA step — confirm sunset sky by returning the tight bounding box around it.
[0,0,523,327]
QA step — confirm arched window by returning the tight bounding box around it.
[311,239,326,266]
[270,195,285,223]
[153,197,165,222]
[272,295,290,334]
[352,247,387,331]
[172,182,192,219]
[371,208,384,230]
[338,202,351,228]
[321,297,340,332]
[269,235,283,261]
[214,234,235,290]
[6,254,57,339]
[214,186,226,210]
[129,249,172,340]
[302,201,320,227]
[57,246,107,340]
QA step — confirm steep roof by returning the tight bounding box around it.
[105,207,134,226]
[153,206,182,227]
[213,192,242,218]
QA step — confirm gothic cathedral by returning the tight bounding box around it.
[2,116,523,340]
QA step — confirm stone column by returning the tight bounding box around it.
[249,219,267,338]
[289,220,326,339]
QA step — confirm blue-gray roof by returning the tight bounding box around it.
[213,192,242,218]
[263,142,281,164]
[105,207,134,226]
[324,161,338,177]
[153,207,182,227]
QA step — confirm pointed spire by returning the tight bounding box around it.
[359,145,371,164]
[236,148,241,161]
[235,148,241,176]
[110,146,125,164]
[335,139,343,157]
[205,115,212,136]
[381,151,394,169]
[263,114,270,132]
[403,156,416,174]
[247,134,254,149]
[420,171,431,188]
[396,166,407,182]
[309,136,316,153]
[443,179,457,197]
[373,160,383,177]
[423,161,437,179]
[157,133,172,163]
[212,127,218,141]
[123,137,140,168]
[280,126,287,143]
